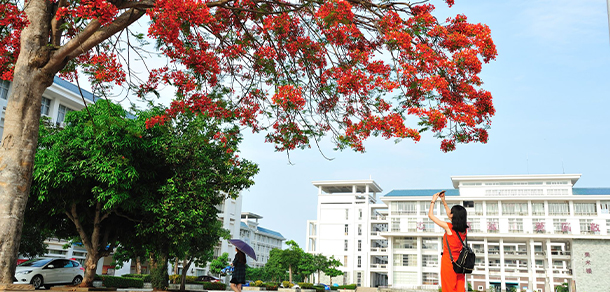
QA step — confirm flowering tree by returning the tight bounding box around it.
[0,0,496,283]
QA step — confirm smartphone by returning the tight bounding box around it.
[439,190,446,196]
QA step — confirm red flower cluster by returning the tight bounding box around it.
[0,0,498,153]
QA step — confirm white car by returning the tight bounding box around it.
[14,258,84,289]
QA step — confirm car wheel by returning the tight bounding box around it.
[30,275,43,290]
[72,276,83,286]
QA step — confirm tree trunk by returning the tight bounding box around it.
[151,251,169,291]
[81,252,101,287]
[288,265,292,283]
[136,257,142,274]
[173,258,179,278]
[180,259,193,291]
[0,0,55,284]
[317,271,320,284]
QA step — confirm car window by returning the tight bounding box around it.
[71,261,80,267]
[50,259,69,268]
[64,261,74,268]
[18,259,53,267]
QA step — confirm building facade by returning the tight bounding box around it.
[0,77,96,140]
[240,212,285,268]
[306,174,610,292]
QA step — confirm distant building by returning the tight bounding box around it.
[240,212,285,267]
[306,174,610,292]
[0,77,96,140]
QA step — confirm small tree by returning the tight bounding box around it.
[323,256,343,286]
[210,253,230,277]
[311,254,328,284]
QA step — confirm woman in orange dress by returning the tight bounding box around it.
[428,191,468,292]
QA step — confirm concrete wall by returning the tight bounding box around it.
[572,239,610,292]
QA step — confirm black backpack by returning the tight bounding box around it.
[444,231,475,274]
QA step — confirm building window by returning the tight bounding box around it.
[601,201,610,214]
[463,201,474,208]
[57,104,74,125]
[579,219,594,234]
[393,237,416,249]
[0,80,9,100]
[357,272,361,286]
[548,202,569,216]
[553,219,570,233]
[474,202,483,215]
[422,238,438,250]
[41,97,51,116]
[357,256,361,268]
[486,202,499,216]
[422,272,439,285]
[419,201,430,215]
[344,240,348,251]
[468,218,480,232]
[574,203,596,216]
[393,254,417,267]
[532,202,545,216]
[358,240,361,252]
[358,224,362,235]
[422,255,438,267]
[422,218,435,232]
[344,224,349,235]
[508,218,523,233]
[391,218,400,232]
[346,209,349,220]
[533,218,546,233]
[344,256,347,266]
[487,218,499,233]
[502,203,528,215]
[391,202,416,215]
[359,209,362,219]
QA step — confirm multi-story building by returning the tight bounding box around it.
[1,77,96,140]
[306,174,610,292]
[240,212,285,268]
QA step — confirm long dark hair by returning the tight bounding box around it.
[451,205,468,233]
[235,249,246,264]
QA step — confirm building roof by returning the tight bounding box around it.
[573,188,610,195]
[450,174,581,188]
[240,222,285,239]
[241,212,263,219]
[312,179,382,193]
[53,77,95,102]
[383,189,460,197]
[257,226,285,239]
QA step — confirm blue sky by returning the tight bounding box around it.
[235,0,610,248]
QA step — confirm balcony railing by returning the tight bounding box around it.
[370,264,388,269]
[371,215,387,220]
[370,247,387,252]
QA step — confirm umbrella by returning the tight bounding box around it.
[229,239,257,260]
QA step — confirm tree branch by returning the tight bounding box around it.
[50,0,69,47]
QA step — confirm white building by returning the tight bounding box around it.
[240,212,285,268]
[306,174,610,292]
[1,77,96,139]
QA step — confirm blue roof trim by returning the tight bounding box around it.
[53,76,96,102]
[384,189,459,197]
[257,226,285,239]
[240,222,248,228]
[573,188,610,195]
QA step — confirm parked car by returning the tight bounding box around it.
[14,258,84,289]
[315,283,330,290]
[196,275,220,283]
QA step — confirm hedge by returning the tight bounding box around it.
[297,283,314,289]
[96,275,144,288]
[121,274,152,283]
[264,283,279,291]
[330,284,357,290]
[169,275,200,284]
[313,285,326,292]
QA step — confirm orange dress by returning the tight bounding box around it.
[441,223,466,292]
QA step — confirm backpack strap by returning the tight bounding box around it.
[456,231,467,247]
[444,234,455,263]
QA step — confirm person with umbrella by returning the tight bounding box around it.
[229,239,256,292]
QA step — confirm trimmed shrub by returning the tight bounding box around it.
[202,282,227,290]
[169,275,199,284]
[331,284,356,290]
[254,280,264,287]
[121,274,152,283]
[300,283,314,289]
[264,283,279,291]
[313,286,325,292]
[98,275,144,288]
[282,281,294,288]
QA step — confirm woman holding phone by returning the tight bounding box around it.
[428,190,468,292]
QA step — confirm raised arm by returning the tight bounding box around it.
[441,192,451,216]
[428,191,450,233]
